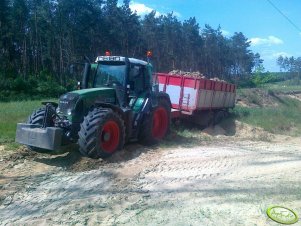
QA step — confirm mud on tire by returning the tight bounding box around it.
[139,98,171,145]
[78,108,125,159]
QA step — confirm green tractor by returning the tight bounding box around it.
[16,56,171,159]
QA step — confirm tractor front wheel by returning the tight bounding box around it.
[27,107,54,152]
[78,108,125,159]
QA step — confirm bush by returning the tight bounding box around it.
[251,73,279,86]
[235,78,256,88]
[0,72,70,101]
[36,80,67,97]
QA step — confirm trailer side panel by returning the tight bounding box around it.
[157,73,236,113]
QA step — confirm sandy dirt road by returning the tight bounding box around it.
[0,130,300,226]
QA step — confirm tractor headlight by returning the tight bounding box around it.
[58,93,80,116]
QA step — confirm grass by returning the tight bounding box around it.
[232,96,301,136]
[236,88,263,106]
[0,99,55,144]
[262,80,301,93]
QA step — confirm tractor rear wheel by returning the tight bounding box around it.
[78,108,125,159]
[27,107,54,152]
[139,98,171,144]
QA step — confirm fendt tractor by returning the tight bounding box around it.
[16,54,171,159]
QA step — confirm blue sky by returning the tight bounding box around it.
[126,0,301,72]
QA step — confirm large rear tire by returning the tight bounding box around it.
[139,98,171,145]
[27,107,54,152]
[78,108,125,159]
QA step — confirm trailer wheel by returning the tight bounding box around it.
[78,108,125,159]
[139,98,171,144]
[213,110,227,125]
[27,107,54,152]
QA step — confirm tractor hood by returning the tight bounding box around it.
[70,87,116,101]
[58,88,117,122]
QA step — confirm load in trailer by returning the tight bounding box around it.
[157,73,236,126]
[16,55,171,159]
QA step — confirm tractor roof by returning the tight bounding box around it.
[95,56,148,66]
[128,58,148,65]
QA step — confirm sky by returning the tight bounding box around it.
[125,0,301,72]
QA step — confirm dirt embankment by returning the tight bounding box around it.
[0,122,301,225]
[236,88,301,108]
[280,93,301,102]
[236,89,279,108]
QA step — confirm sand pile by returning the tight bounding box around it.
[202,120,274,141]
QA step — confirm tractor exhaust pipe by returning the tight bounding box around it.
[82,62,91,89]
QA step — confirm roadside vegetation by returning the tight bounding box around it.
[263,80,301,93]
[0,100,54,145]
[233,95,301,136]
[0,73,75,102]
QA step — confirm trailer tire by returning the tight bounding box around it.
[27,107,54,153]
[213,110,227,125]
[139,98,171,145]
[78,108,125,159]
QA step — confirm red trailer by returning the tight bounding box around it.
[157,73,236,126]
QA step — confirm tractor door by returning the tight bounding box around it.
[128,64,147,108]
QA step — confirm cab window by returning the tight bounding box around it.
[129,64,145,95]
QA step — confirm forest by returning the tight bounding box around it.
[0,0,273,100]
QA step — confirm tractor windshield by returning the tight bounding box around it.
[94,62,126,88]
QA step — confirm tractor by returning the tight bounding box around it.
[15,55,171,159]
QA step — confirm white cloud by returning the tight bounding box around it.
[129,2,181,18]
[172,11,181,18]
[271,51,290,58]
[249,36,283,46]
[260,50,291,60]
[129,2,161,17]
[221,29,231,37]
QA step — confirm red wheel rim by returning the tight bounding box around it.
[100,121,120,153]
[152,107,168,139]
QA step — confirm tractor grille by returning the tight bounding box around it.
[58,93,80,114]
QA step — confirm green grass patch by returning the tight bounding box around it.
[262,80,301,93]
[0,99,55,144]
[237,88,263,106]
[232,96,301,136]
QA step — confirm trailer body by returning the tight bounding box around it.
[157,73,236,125]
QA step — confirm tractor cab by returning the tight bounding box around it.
[83,56,153,108]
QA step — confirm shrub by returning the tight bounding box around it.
[0,72,70,101]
